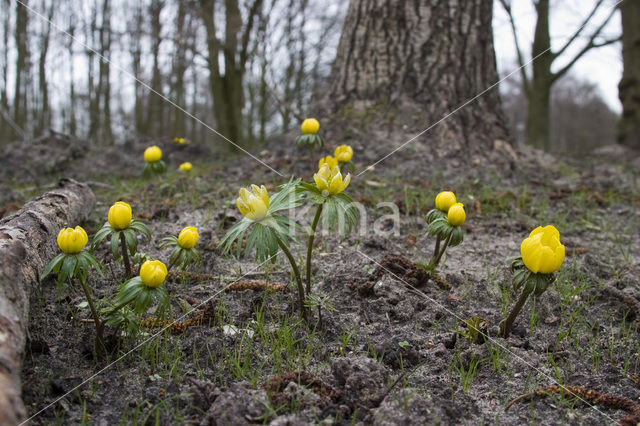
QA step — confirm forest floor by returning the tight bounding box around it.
[3,131,640,425]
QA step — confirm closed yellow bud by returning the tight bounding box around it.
[447,203,466,226]
[236,184,270,221]
[144,145,162,163]
[314,164,351,196]
[174,137,186,145]
[140,260,168,288]
[435,191,457,212]
[334,145,353,163]
[56,226,88,254]
[108,201,132,230]
[301,118,320,135]
[318,155,338,170]
[178,226,199,249]
[520,225,565,274]
[179,162,192,171]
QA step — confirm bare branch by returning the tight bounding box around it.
[552,0,606,59]
[240,0,264,70]
[498,0,531,96]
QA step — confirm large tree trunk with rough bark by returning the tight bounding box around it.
[325,0,509,151]
[619,0,640,149]
[0,179,95,425]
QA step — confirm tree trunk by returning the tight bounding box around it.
[0,179,95,425]
[36,3,54,136]
[325,0,509,150]
[619,0,640,149]
[100,0,113,144]
[170,1,189,137]
[147,0,164,138]
[13,0,29,139]
[0,0,10,141]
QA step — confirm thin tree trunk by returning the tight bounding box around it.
[67,18,77,136]
[147,0,164,137]
[13,0,29,139]
[100,0,113,143]
[618,0,640,149]
[0,0,11,141]
[36,2,54,136]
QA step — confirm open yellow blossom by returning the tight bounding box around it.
[520,225,565,274]
[314,164,351,196]
[144,145,162,163]
[178,226,199,249]
[179,162,192,171]
[435,191,457,212]
[140,260,168,288]
[108,201,132,230]
[318,155,338,170]
[447,203,466,226]
[301,118,320,135]
[57,226,89,254]
[334,145,353,163]
[236,184,270,221]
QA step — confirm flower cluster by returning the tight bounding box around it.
[424,191,466,269]
[295,118,325,149]
[318,144,355,173]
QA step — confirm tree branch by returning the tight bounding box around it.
[498,0,531,97]
[552,0,606,60]
[240,0,264,70]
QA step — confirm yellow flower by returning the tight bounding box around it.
[178,226,199,249]
[520,225,565,274]
[435,191,457,212]
[179,162,192,171]
[314,164,351,196]
[140,260,168,288]
[108,201,132,230]
[447,203,466,226]
[301,118,320,135]
[144,145,162,163]
[236,184,269,221]
[334,145,353,163]
[318,155,338,170]
[174,137,186,145]
[57,226,88,254]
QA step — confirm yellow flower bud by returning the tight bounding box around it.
[520,225,565,274]
[313,164,351,196]
[56,226,88,254]
[140,260,168,288]
[179,162,192,171]
[447,203,466,226]
[301,118,320,135]
[236,184,270,221]
[174,137,186,145]
[318,155,338,170]
[144,145,162,163]
[108,201,132,230]
[435,191,457,212]
[334,145,353,163]
[178,226,199,249]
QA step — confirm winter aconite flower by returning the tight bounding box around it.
[174,137,186,145]
[318,155,338,170]
[435,191,457,212]
[144,145,162,163]
[179,162,192,171]
[236,185,270,221]
[57,226,89,254]
[314,164,351,196]
[334,145,353,163]
[108,201,132,230]
[520,225,565,274]
[447,203,466,227]
[301,118,320,135]
[140,260,168,288]
[178,226,199,249]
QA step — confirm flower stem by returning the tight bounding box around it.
[431,236,441,265]
[76,278,106,355]
[433,232,452,267]
[120,231,132,278]
[276,236,308,322]
[306,204,324,295]
[499,288,533,338]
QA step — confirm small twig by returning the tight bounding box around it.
[226,280,287,292]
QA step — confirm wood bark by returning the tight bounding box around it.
[325,0,509,150]
[0,179,95,425]
[619,0,640,149]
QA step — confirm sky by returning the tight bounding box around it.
[493,0,623,112]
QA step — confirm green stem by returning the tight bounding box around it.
[106,294,136,318]
[306,204,324,295]
[120,231,132,278]
[276,235,308,322]
[431,236,441,265]
[77,278,106,355]
[433,232,452,267]
[499,288,533,338]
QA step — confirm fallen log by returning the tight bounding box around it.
[0,178,95,425]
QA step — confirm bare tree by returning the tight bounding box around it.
[499,0,620,151]
[618,0,640,149]
[13,0,30,139]
[35,1,54,135]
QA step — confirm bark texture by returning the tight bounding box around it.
[325,0,509,149]
[0,178,95,425]
[619,0,640,149]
